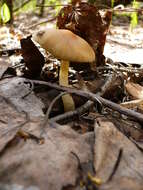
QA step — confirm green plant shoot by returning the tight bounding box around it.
[130,0,139,31]
[1,3,11,23]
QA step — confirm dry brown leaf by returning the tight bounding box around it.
[21,36,45,77]
[94,118,143,184]
[57,2,112,66]
[121,99,143,113]
[0,122,92,190]
[0,60,10,79]
[0,96,26,152]
[125,82,143,99]
[112,117,143,142]
[0,77,44,118]
[100,177,143,190]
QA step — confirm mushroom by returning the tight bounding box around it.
[33,28,95,112]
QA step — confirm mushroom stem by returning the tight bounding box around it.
[59,60,75,112]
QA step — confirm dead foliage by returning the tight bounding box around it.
[57,2,112,66]
[0,2,143,190]
[20,36,45,77]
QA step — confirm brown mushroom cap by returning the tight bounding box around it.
[33,28,95,62]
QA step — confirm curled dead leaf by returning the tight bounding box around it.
[57,2,112,66]
[125,82,143,99]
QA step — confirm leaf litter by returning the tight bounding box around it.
[0,1,143,190]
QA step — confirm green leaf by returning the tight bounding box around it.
[1,3,11,23]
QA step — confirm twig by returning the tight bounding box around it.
[42,92,67,128]
[39,0,45,17]
[97,73,119,96]
[40,91,67,136]
[14,0,33,12]
[112,7,143,13]
[28,79,143,124]
[0,48,21,57]
[36,3,143,14]
[41,93,94,134]
[22,81,34,99]
[45,92,67,122]
[26,17,56,30]
[50,100,94,124]
[71,151,82,170]
[36,3,70,7]
[107,148,123,182]
[129,137,143,153]
[96,4,143,13]
[97,66,143,74]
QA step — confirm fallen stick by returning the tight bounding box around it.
[50,100,94,123]
[29,79,143,124]
[0,48,21,56]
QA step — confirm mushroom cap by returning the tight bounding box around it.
[33,28,95,62]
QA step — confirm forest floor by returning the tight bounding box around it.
[0,5,143,190]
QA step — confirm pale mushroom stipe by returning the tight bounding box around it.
[33,28,95,112]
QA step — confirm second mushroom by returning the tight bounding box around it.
[33,28,95,112]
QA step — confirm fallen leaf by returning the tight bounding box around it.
[0,77,44,118]
[0,60,10,79]
[100,177,143,190]
[0,95,26,153]
[94,118,143,184]
[21,36,45,77]
[125,82,143,99]
[57,2,112,66]
[0,122,93,190]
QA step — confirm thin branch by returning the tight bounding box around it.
[97,66,143,74]
[40,92,67,136]
[29,79,143,124]
[97,73,119,96]
[50,100,94,124]
[36,4,70,7]
[36,3,143,13]
[107,148,123,182]
[0,48,21,57]
[26,17,56,30]
[42,92,67,125]
[129,137,143,153]
[14,0,33,12]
